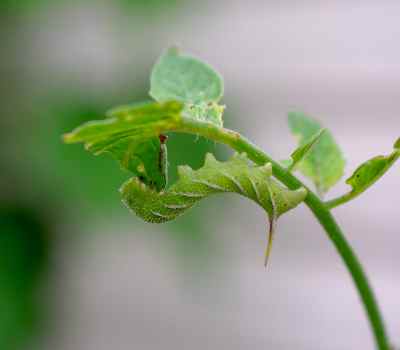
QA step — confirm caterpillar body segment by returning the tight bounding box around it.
[120,153,307,224]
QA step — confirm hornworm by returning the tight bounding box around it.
[121,152,307,265]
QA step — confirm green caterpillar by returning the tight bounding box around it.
[121,153,307,265]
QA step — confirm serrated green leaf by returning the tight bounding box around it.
[345,141,399,198]
[63,101,182,191]
[150,47,225,126]
[288,128,325,171]
[288,112,345,195]
[121,153,307,265]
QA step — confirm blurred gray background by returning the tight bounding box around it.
[0,1,399,349]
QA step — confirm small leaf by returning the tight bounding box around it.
[345,142,399,198]
[288,128,325,171]
[63,101,182,191]
[150,47,225,126]
[394,137,400,149]
[288,112,345,195]
[121,153,307,265]
[150,47,223,104]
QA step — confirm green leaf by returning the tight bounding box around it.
[182,101,225,127]
[121,153,307,265]
[288,112,345,195]
[150,47,223,104]
[63,100,182,143]
[345,140,399,198]
[150,47,225,126]
[280,158,293,168]
[63,101,182,191]
[96,136,168,191]
[288,128,325,171]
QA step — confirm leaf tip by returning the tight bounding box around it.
[317,128,327,137]
[166,46,180,56]
[260,162,273,176]
[394,138,400,150]
[204,152,218,166]
[287,111,310,125]
[62,133,74,143]
[177,165,193,178]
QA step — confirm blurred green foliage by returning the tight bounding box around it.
[0,1,228,348]
[0,205,50,350]
[28,97,128,215]
[0,0,181,13]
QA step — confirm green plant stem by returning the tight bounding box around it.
[174,117,390,350]
[325,192,359,209]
